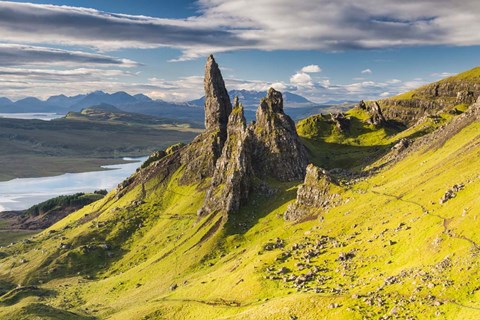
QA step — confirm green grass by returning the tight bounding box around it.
[296,108,406,170]
[0,230,38,247]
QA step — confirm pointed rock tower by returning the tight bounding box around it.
[200,88,309,217]
[251,88,308,181]
[204,54,232,134]
[179,55,232,185]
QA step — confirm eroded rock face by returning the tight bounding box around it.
[179,55,232,185]
[250,88,308,181]
[178,131,225,185]
[200,89,310,216]
[199,98,253,216]
[284,164,340,222]
[367,102,386,126]
[204,54,232,133]
[456,90,476,105]
[381,81,480,125]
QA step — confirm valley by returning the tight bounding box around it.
[0,108,200,181]
[0,56,478,319]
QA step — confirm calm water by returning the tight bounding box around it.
[0,113,64,121]
[0,157,147,212]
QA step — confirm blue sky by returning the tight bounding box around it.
[1,0,480,103]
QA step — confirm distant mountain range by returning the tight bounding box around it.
[0,90,349,124]
[188,89,316,109]
[0,91,206,125]
[0,91,156,114]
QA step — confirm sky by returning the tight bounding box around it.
[1,0,480,103]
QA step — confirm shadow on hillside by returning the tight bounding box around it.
[302,139,392,171]
[23,207,149,285]
[301,119,414,172]
[224,181,299,236]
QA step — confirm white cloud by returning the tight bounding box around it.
[290,72,313,87]
[0,1,480,60]
[301,65,321,73]
[387,79,402,84]
[361,68,372,74]
[431,72,456,78]
[0,44,139,67]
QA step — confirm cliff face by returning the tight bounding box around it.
[380,76,480,125]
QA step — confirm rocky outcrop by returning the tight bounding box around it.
[284,164,340,222]
[440,184,464,204]
[250,88,308,181]
[419,81,480,100]
[391,138,410,153]
[178,131,225,184]
[373,98,480,170]
[331,113,350,132]
[117,56,309,219]
[356,100,367,110]
[199,98,253,216]
[381,79,480,125]
[456,90,476,105]
[380,99,440,125]
[199,89,309,217]
[179,55,232,185]
[367,102,386,126]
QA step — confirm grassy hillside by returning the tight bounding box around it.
[0,92,478,319]
[1,58,480,320]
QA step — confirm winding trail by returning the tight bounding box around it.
[369,189,480,249]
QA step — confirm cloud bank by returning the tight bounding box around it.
[0,44,139,67]
[0,1,479,60]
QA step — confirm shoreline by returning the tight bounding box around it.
[0,155,145,182]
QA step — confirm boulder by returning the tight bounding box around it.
[284,164,340,221]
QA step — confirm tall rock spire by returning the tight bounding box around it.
[204,54,232,132]
[178,55,232,185]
